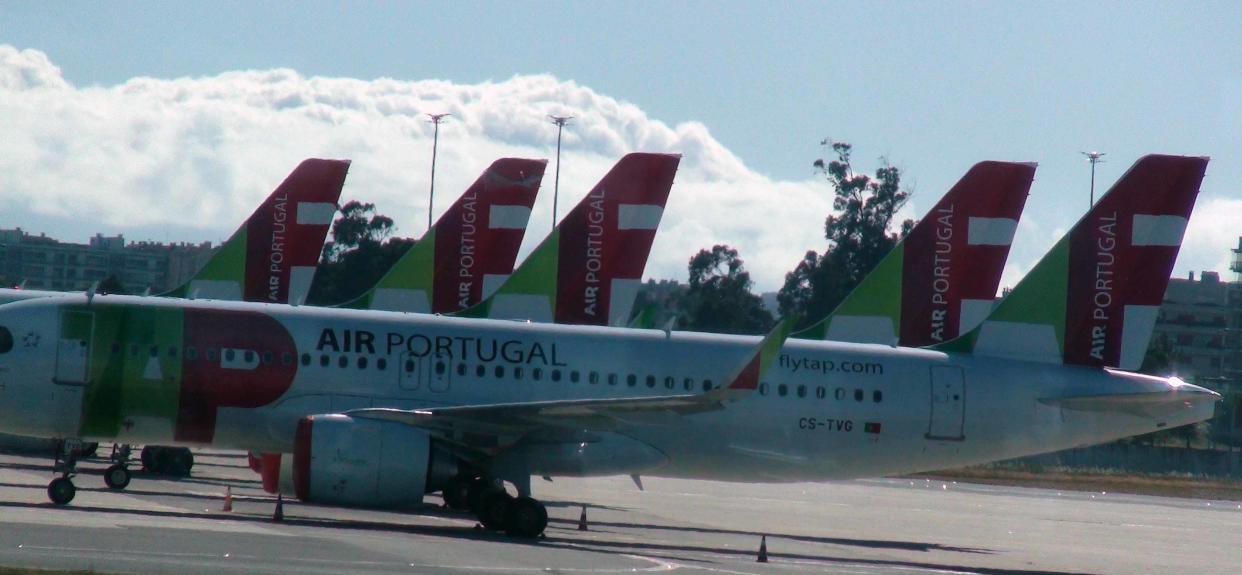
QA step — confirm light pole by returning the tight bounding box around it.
[1081,151,1106,207]
[427,113,451,231]
[549,115,573,229]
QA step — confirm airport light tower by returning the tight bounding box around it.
[427,113,451,231]
[1081,151,1106,207]
[549,115,573,230]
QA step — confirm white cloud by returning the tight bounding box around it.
[1,45,1235,294]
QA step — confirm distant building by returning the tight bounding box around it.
[0,228,216,294]
[1149,237,1242,391]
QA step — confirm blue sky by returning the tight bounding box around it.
[1,1,1240,289]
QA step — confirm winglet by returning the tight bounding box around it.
[708,316,798,401]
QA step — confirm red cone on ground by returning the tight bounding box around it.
[273,494,284,522]
[222,486,233,512]
[757,535,768,563]
[578,505,589,531]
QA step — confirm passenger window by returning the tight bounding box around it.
[281,351,292,366]
[456,363,466,376]
[168,346,178,358]
[626,374,637,387]
[225,349,236,362]
[405,359,415,373]
[357,357,368,369]
[816,386,826,399]
[664,376,675,389]
[777,384,788,397]
[244,350,254,363]
[834,387,845,401]
[476,365,486,377]
[300,353,310,366]
[377,358,387,371]
[759,383,769,395]
[702,380,713,392]
[338,356,348,368]
[532,368,543,381]
[645,375,656,388]
[854,389,864,402]
[262,351,273,365]
[589,372,599,384]
[110,342,121,355]
[514,367,524,379]
[435,361,446,375]
[320,354,329,367]
[186,346,197,361]
[571,371,581,383]
[206,348,217,361]
[149,346,158,358]
[683,377,694,391]
[797,385,807,398]
[607,373,617,385]
[873,390,883,403]
[552,369,562,382]
[494,365,504,378]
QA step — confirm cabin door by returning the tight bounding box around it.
[55,310,94,386]
[926,365,965,440]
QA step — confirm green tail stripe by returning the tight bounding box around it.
[164,227,248,297]
[759,316,800,375]
[342,227,437,310]
[457,229,560,319]
[793,243,905,340]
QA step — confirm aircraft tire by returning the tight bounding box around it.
[442,478,471,511]
[104,464,130,490]
[478,491,512,531]
[167,448,193,477]
[48,477,75,505]
[140,446,157,472]
[466,477,497,513]
[504,496,547,538]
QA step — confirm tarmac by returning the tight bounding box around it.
[0,449,1237,574]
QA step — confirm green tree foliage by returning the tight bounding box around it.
[778,141,914,327]
[307,201,413,306]
[678,245,773,335]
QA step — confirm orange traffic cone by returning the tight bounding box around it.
[273,494,284,522]
[577,505,589,531]
[222,486,233,512]
[757,535,768,563]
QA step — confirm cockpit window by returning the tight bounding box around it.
[0,327,11,354]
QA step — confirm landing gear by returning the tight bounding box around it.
[477,490,512,531]
[48,477,75,505]
[48,439,84,505]
[104,464,131,490]
[442,477,472,511]
[504,496,548,538]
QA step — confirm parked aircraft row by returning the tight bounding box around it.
[0,150,1216,538]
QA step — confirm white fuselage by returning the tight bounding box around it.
[0,294,1215,483]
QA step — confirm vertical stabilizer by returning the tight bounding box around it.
[937,154,1208,370]
[796,161,1035,346]
[340,158,546,313]
[459,153,680,326]
[163,159,350,305]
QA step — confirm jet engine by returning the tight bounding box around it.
[266,414,458,508]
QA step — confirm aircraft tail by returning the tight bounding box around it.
[707,316,799,402]
[340,158,546,312]
[458,152,680,326]
[936,154,1208,371]
[163,158,350,304]
[795,161,1035,346]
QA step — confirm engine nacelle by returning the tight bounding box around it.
[264,414,457,508]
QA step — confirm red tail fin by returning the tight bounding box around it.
[432,158,546,312]
[899,161,1035,346]
[244,159,349,304]
[555,153,680,325]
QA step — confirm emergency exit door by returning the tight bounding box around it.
[55,310,94,386]
[926,365,965,440]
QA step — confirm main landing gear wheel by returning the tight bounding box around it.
[141,446,194,477]
[504,496,548,538]
[48,477,75,505]
[477,490,513,531]
[467,477,501,513]
[104,464,131,490]
[442,477,472,511]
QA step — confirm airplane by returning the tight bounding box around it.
[0,154,1214,542]
[0,158,350,476]
[794,161,1036,346]
[336,158,546,313]
[454,153,680,326]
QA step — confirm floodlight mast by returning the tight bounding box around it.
[427,113,451,231]
[549,115,573,230]
[1082,151,1106,207]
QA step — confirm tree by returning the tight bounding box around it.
[307,201,412,306]
[778,141,914,326]
[677,245,773,335]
